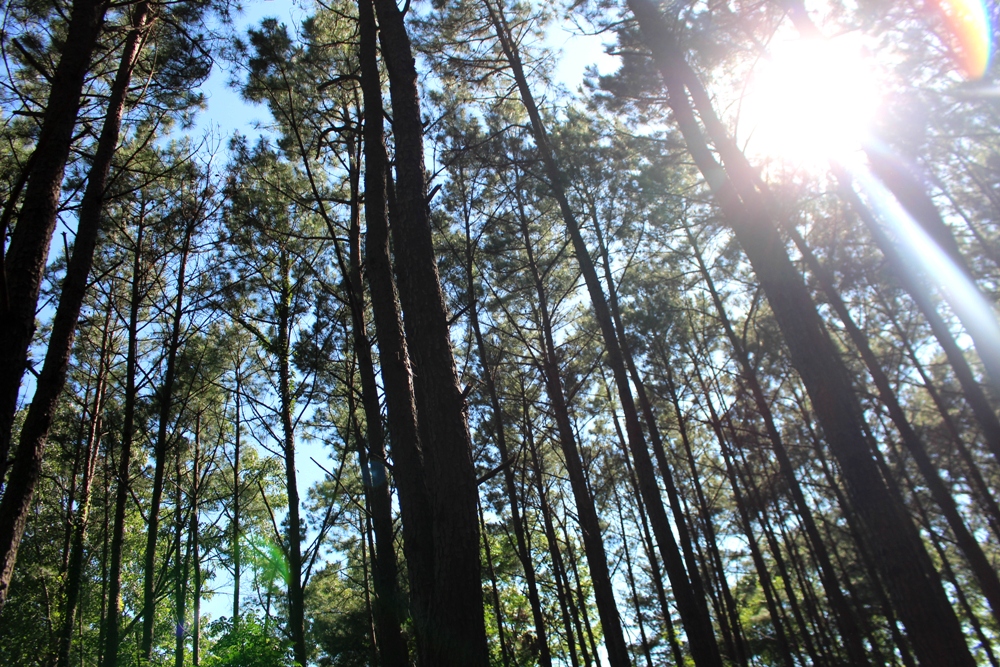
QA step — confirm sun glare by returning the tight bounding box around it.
[737,35,881,169]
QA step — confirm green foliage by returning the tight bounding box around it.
[204,615,295,667]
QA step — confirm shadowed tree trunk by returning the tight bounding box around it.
[0,0,109,470]
[625,1,976,662]
[102,218,146,667]
[56,301,114,667]
[516,188,631,667]
[460,178,552,667]
[342,79,408,663]
[357,2,436,662]
[0,2,149,614]
[141,212,195,661]
[484,3,724,664]
[369,0,488,662]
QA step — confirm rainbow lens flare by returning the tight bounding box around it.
[934,0,993,78]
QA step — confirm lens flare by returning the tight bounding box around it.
[738,35,880,167]
[850,163,1000,378]
[933,0,993,78]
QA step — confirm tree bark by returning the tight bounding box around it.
[357,1,435,661]
[517,195,631,667]
[343,88,409,665]
[462,182,552,667]
[0,2,148,614]
[625,2,976,662]
[141,211,194,661]
[0,0,109,465]
[485,3,724,664]
[101,218,146,667]
[55,301,114,667]
[369,0,488,662]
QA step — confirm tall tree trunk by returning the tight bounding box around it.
[626,2,975,662]
[357,1,435,661]
[480,503,512,667]
[523,400,581,667]
[191,417,201,667]
[516,195,631,667]
[784,220,1000,623]
[0,2,149,613]
[486,5,723,663]
[276,248,306,667]
[462,185,552,667]
[232,366,242,627]
[343,121,409,667]
[141,213,194,660]
[0,0,109,467]
[174,426,190,667]
[686,223,872,663]
[603,387,686,666]
[615,492,653,667]
[56,300,114,667]
[370,0,489,661]
[836,171,1000,464]
[102,218,146,667]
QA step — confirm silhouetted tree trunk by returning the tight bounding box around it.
[516,193,631,667]
[357,1,436,661]
[102,218,146,667]
[461,189,552,667]
[0,0,109,468]
[56,301,114,667]
[0,2,149,613]
[626,2,976,661]
[142,212,195,660]
[486,4,723,663]
[523,399,582,667]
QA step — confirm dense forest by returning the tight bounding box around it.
[0,0,998,664]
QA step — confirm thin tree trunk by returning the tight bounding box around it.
[102,218,146,667]
[232,366,241,626]
[191,418,201,667]
[142,213,194,661]
[486,4,723,663]
[604,388,686,667]
[480,503,512,667]
[56,301,114,667]
[615,492,654,667]
[276,249,306,667]
[524,401,582,667]
[687,223,873,664]
[174,426,190,667]
[836,170,1000,465]
[462,185,552,667]
[516,195,631,667]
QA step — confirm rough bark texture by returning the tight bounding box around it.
[0,0,108,465]
[344,76,408,663]
[369,0,489,663]
[358,1,435,661]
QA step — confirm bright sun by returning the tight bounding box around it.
[737,35,882,169]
